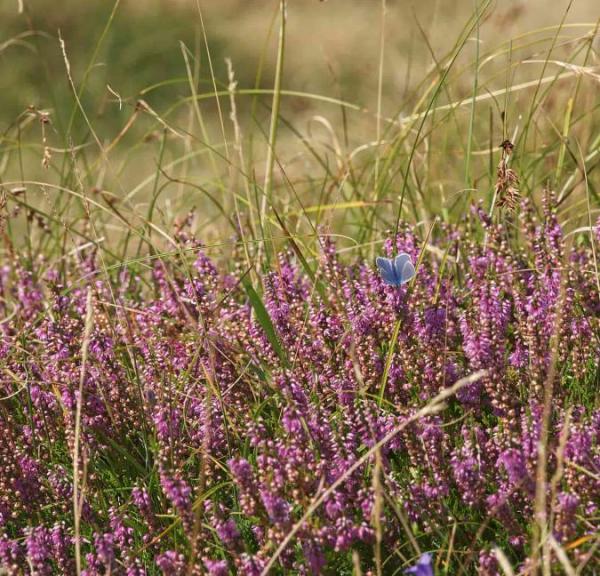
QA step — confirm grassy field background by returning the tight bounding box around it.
[2,0,599,250]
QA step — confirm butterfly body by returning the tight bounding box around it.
[376,253,415,286]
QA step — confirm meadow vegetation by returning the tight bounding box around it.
[0,1,599,574]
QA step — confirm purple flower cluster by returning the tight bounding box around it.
[0,198,598,574]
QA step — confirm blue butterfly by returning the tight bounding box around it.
[376,253,416,286]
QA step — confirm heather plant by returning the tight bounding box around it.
[1,0,599,575]
[0,195,598,574]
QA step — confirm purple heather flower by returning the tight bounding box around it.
[156,550,186,575]
[204,558,229,576]
[126,563,147,576]
[50,523,73,573]
[160,474,192,515]
[303,541,326,574]
[498,449,527,486]
[0,534,21,569]
[259,489,290,525]
[216,518,240,547]
[94,533,114,566]
[478,550,499,575]
[228,458,253,486]
[25,526,52,576]
[132,486,152,511]
[555,492,580,542]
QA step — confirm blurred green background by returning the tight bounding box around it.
[1,0,598,252]
[2,0,598,120]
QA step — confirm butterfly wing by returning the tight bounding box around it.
[376,257,398,285]
[392,253,415,285]
[399,259,416,284]
[393,253,411,283]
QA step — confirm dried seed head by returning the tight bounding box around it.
[495,140,520,212]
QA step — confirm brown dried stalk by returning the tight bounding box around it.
[496,139,521,212]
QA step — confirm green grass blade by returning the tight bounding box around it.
[243,278,289,368]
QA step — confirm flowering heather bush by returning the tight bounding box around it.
[0,197,598,575]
